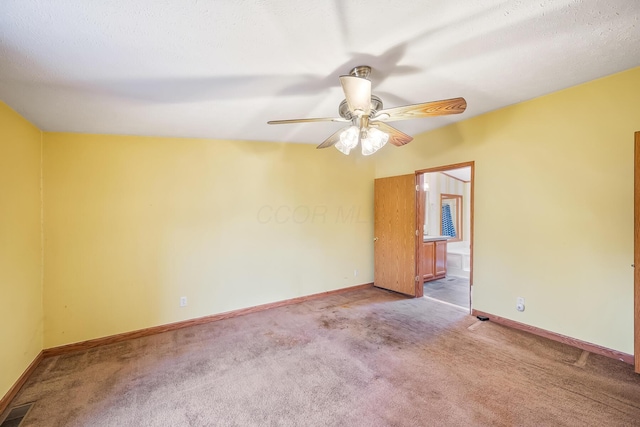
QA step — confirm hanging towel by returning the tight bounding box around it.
[441,204,456,237]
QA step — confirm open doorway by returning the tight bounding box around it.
[416,162,473,312]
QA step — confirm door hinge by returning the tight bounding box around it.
[416,184,419,191]
[415,230,419,236]
[415,275,420,282]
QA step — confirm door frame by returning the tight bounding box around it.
[634,131,639,373]
[414,161,475,306]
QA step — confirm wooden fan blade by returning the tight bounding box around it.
[339,76,371,115]
[316,126,350,149]
[267,117,348,125]
[372,122,413,147]
[374,97,467,122]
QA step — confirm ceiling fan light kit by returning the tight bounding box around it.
[335,125,360,155]
[268,66,467,156]
[360,127,389,156]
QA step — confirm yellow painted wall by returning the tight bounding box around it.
[375,66,640,354]
[0,102,43,397]
[5,65,638,371]
[43,133,374,347]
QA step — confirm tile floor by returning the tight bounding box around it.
[423,275,470,309]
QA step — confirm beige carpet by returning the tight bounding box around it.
[7,287,640,426]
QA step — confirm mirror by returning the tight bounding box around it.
[441,194,462,242]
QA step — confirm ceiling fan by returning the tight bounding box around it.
[267,65,467,156]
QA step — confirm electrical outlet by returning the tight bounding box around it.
[354,269,358,277]
[180,296,187,307]
[516,297,525,312]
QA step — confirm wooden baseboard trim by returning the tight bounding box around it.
[472,309,634,365]
[44,283,374,358]
[0,351,43,416]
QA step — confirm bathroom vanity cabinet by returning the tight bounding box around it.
[422,237,447,282]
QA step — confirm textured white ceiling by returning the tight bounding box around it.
[1,0,639,144]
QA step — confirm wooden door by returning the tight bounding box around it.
[374,174,417,296]
[634,131,640,373]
